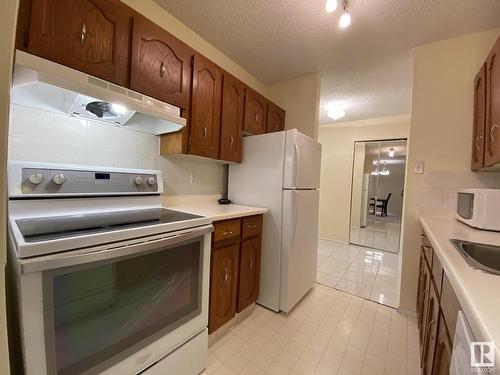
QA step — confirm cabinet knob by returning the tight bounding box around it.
[160,62,166,78]
[81,22,87,44]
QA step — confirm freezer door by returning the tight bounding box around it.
[280,189,319,312]
[283,130,322,189]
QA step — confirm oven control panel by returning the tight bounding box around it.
[19,167,161,196]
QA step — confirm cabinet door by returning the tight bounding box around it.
[130,16,193,109]
[485,37,500,167]
[244,88,268,135]
[472,64,487,170]
[416,248,426,319]
[220,73,244,163]
[190,54,222,159]
[431,312,453,375]
[267,102,286,133]
[209,244,239,334]
[237,237,262,312]
[421,284,440,374]
[418,259,431,351]
[27,0,131,86]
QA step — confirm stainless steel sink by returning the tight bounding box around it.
[450,239,500,275]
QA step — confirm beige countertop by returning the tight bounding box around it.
[167,201,268,222]
[419,211,500,363]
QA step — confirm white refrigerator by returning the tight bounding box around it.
[228,129,322,313]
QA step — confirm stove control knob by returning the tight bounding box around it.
[134,176,144,185]
[147,177,156,186]
[28,173,44,185]
[52,173,66,185]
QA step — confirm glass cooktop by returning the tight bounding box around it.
[16,208,204,243]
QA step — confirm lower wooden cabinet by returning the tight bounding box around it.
[237,237,261,312]
[431,312,453,375]
[208,215,263,334]
[209,244,239,334]
[417,232,461,375]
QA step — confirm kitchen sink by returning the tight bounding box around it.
[450,239,500,276]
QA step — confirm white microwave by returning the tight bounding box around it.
[456,188,500,231]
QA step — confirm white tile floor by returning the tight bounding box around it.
[205,284,419,375]
[316,240,400,308]
[349,220,401,253]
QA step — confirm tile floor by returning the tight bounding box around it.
[205,284,419,375]
[349,220,401,253]
[316,240,400,308]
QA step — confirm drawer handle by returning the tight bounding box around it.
[428,319,437,340]
[490,124,499,145]
[80,22,87,44]
[475,135,483,151]
[203,127,208,140]
[224,266,229,284]
[255,113,259,122]
[250,256,253,269]
[222,231,233,236]
[248,224,257,229]
[230,135,234,147]
[160,62,166,78]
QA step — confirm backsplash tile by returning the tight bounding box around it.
[419,170,500,210]
[8,104,224,196]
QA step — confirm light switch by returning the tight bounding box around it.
[414,160,425,174]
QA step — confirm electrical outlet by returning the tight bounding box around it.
[190,173,198,184]
[414,160,425,174]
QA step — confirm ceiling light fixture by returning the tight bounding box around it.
[379,162,390,176]
[325,0,338,13]
[326,102,347,121]
[388,148,395,157]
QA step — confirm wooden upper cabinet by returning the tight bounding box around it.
[220,74,244,163]
[244,88,268,135]
[485,37,500,167]
[472,63,487,170]
[209,244,239,334]
[189,54,222,159]
[25,0,131,86]
[267,102,286,133]
[237,237,262,312]
[130,16,193,109]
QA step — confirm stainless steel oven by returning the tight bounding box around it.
[7,162,213,375]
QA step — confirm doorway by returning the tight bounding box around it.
[349,139,407,254]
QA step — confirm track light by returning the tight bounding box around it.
[339,12,351,28]
[325,0,338,12]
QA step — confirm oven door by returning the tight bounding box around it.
[16,224,212,375]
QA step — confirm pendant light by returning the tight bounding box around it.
[325,0,352,29]
[339,12,352,28]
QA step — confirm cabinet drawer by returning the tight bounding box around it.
[440,274,462,340]
[432,252,444,296]
[213,219,241,243]
[242,215,263,240]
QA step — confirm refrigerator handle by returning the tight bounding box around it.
[293,138,299,188]
[290,190,298,248]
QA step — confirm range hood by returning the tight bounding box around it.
[11,51,186,135]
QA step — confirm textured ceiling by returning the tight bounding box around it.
[154,0,500,123]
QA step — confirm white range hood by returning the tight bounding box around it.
[11,51,186,135]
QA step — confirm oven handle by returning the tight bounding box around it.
[19,224,214,274]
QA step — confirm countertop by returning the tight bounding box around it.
[419,212,500,363]
[167,201,268,222]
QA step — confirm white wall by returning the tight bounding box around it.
[8,105,224,196]
[399,28,500,313]
[318,115,410,242]
[268,73,321,140]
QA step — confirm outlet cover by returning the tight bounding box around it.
[414,160,425,174]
